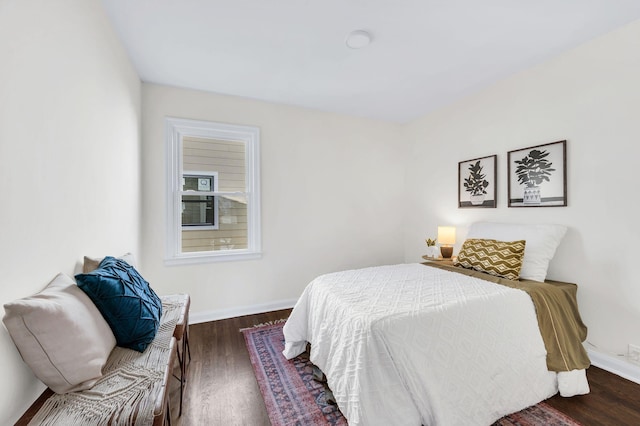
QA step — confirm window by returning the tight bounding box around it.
[166,117,261,264]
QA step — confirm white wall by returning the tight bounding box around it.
[0,0,141,423]
[403,20,640,368]
[141,84,405,319]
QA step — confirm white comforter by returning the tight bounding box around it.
[283,263,559,426]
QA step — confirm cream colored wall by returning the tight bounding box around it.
[0,1,141,423]
[403,20,640,365]
[141,83,405,316]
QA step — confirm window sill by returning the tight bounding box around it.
[164,250,262,266]
[181,226,219,231]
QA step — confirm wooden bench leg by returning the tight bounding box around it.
[174,324,191,416]
[185,327,191,362]
[165,397,172,426]
[167,294,191,418]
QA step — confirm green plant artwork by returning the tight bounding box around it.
[463,161,489,196]
[514,149,555,188]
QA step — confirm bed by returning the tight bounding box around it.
[282,222,590,426]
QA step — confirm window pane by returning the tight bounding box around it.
[182,136,248,253]
[181,194,247,252]
[183,137,245,192]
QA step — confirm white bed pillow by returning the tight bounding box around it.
[82,252,136,273]
[466,222,567,282]
[2,273,116,393]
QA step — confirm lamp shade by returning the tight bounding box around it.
[437,226,456,245]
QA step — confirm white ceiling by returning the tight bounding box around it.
[101,0,640,123]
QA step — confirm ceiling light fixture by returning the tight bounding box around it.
[345,30,372,49]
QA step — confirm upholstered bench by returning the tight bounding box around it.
[13,294,190,425]
[4,255,191,425]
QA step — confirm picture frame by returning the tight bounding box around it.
[458,154,497,208]
[507,140,567,207]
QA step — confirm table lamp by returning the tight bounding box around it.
[437,226,456,258]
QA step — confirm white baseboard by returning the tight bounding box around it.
[189,298,297,324]
[587,348,640,385]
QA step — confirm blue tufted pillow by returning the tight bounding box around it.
[75,257,162,352]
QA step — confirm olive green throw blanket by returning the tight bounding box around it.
[425,262,590,372]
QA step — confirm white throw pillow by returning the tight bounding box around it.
[82,252,136,273]
[466,222,567,282]
[2,273,116,393]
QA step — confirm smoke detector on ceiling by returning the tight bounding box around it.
[345,30,372,49]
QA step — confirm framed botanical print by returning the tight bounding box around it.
[508,140,567,207]
[458,155,497,208]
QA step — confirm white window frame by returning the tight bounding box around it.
[165,117,261,265]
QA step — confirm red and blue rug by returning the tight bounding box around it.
[241,321,581,426]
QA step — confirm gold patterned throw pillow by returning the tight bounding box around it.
[453,238,526,281]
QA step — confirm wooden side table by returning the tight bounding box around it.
[422,255,456,263]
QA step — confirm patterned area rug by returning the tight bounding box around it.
[241,322,581,426]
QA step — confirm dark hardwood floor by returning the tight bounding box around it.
[172,309,640,426]
[169,309,291,425]
[546,366,640,425]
